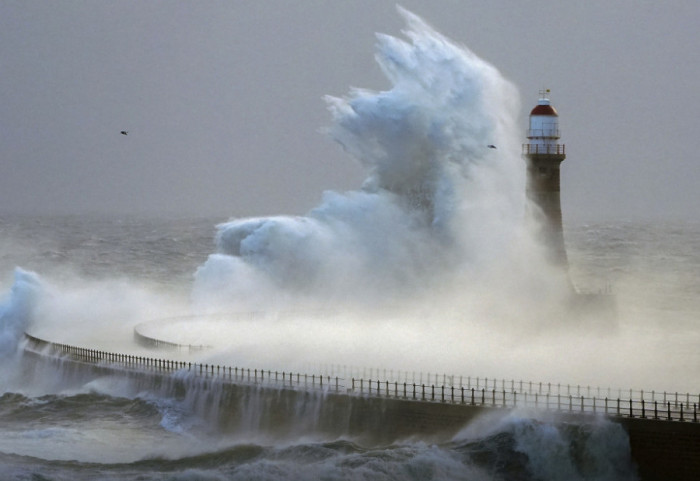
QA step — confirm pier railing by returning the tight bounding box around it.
[348,378,699,422]
[24,333,343,393]
[23,333,699,423]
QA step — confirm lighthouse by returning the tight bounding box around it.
[523,89,568,266]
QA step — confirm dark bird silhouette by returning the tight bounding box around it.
[120,131,128,136]
[487,144,496,149]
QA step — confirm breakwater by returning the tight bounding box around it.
[21,332,700,480]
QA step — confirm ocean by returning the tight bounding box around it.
[1,8,698,480]
[0,214,697,480]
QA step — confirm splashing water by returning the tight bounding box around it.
[454,410,637,481]
[0,269,42,358]
[192,8,559,314]
[0,8,615,387]
[0,8,676,479]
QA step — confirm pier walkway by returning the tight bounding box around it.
[21,332,700,481]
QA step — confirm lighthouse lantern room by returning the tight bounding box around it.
[525,89,565,155]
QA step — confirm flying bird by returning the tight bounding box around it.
[487,144,496,149]
[120,131,128,136]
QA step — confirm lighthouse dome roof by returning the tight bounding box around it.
[530,100,558,116]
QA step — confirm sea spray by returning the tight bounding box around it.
[454,410,638,481]
[0,268,42,359]
[192,7,554,314]
[0,6,693,479]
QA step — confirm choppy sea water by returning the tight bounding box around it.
[0,214,698,480]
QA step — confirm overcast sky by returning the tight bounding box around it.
[1,1,698,223]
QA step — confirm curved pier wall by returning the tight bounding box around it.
[20,347,488,444]
[20,343,700,480]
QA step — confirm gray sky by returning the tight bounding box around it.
[1,1,698,222]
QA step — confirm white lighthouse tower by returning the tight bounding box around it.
[522,89,568,266]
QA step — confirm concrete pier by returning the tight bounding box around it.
[20,333,700,480]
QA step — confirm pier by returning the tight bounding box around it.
[21,332,700,480]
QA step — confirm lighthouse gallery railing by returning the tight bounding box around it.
[522,143,566,155]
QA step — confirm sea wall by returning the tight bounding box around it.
[19,346,488,444]
[19,338,700,480]
[617,417,700,481]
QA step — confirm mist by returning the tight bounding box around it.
[191,8,560,313]
[1,8,698,401]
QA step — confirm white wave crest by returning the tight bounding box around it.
[193,8,548,313]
